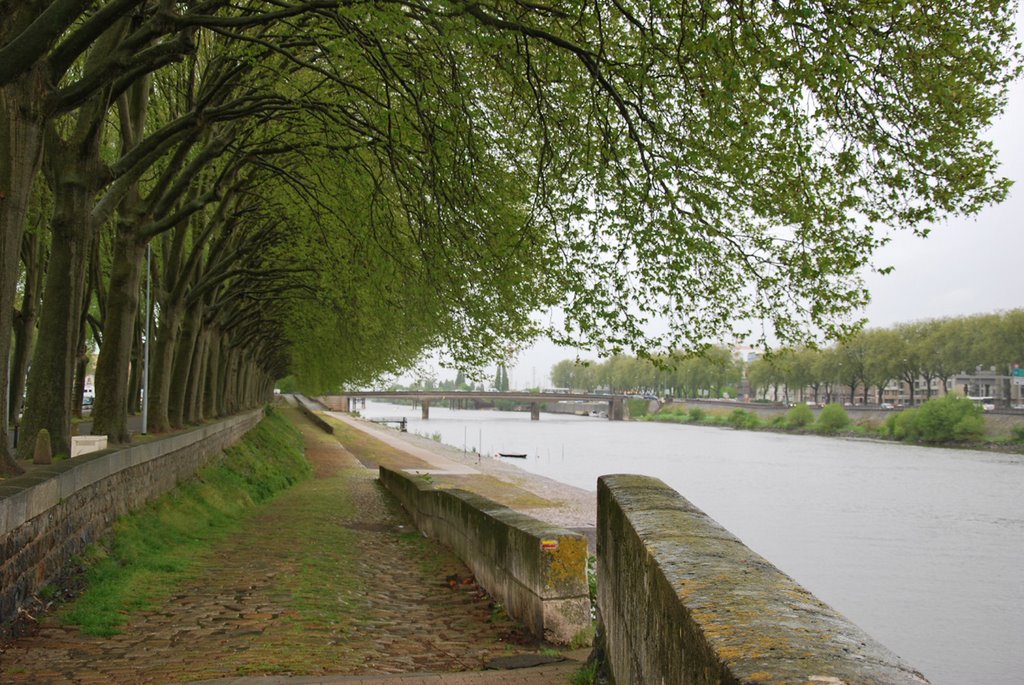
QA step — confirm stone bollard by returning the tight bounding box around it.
[32,429,52,465]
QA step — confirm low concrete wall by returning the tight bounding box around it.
[295,395,334,433]
[379,466,591,644]
[0,410,262,633]
[597,474,929,685]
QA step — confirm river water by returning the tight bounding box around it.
[359,400,1024,685]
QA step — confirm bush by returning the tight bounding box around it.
[815,403,851,432]
[727,409,761,429]
[894,395,984,443]
[1012,425,1024,442]
[882,412,900,438]
[688,407,706,422]
[783,403,814,428]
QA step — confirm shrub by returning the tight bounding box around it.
[727,409,761,429]
[1012,424,1024,442]
[895,395,984,443]
[815,403,851,432]
[688,407,706,422]
[882,412,900,438]
[784,403,814,428]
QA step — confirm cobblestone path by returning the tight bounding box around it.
[0,414,577,684]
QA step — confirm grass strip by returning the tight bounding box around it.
[59,406,311,636]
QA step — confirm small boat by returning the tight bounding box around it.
[497,452,528,459]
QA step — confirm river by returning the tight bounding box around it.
[358,400,1024,685]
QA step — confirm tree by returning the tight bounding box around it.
[1,0,211,471]
[494,365,510,392]
[861,329,898,405]
[2,0,1020,473]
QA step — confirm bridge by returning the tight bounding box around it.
[319,390,628,420]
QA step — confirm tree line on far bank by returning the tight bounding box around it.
[550,310,1024,405]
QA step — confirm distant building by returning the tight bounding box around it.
[949,366,1024,408]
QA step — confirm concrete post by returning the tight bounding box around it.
[421,400,430,420]
[530,401,540,421]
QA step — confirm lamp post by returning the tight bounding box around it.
[142,243,151,435]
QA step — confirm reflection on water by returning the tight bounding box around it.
[359,401,1024,685]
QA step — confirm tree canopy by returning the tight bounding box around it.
[1,0,1020,473]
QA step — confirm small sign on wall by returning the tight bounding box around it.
[541,539,559,551]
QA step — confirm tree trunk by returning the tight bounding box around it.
[72,258,94,419]
[168,304,202,428]
[203,330,221,418]
[218,342,235,417]
[128,318,142,414]
[18,162,98,459]
[148,302,183,432]
[91,232,145,442]
[9,232,44,427]
[0,70,45,474]
[72,333,89,418]
[186,327,209,424]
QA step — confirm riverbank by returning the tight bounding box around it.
[641,398,1024,454]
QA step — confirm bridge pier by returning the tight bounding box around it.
[530,402,540,421]
[608,397,625,421]
[421,400,430,420]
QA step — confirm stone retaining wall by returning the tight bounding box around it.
[0,410,262,633]
[597,474,929,685]
[378,466,591,645]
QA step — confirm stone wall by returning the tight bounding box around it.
[597,474,930,685]
[379,466,591,645]
[0,411,262,633]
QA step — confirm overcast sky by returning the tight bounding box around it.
[407,14,1024,390]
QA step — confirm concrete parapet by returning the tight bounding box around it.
[0,410,261,634]
[295,395,334,433]
[379,466,591,645]
[597,474,930,685]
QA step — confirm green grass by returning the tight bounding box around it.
[59,407,310,636]
[571,661,599,684]
[627,398,651,418]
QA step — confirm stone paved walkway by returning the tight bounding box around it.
[0,410,585,684]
